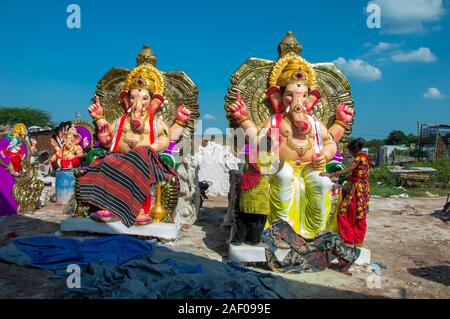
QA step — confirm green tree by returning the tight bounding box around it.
[365,138,384,153]
[0,107,55,128]
[406,133,418,145]
[384,130,408,145]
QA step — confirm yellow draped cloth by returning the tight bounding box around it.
[266,160,332,239]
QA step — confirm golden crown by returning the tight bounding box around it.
[12,123,27,136]
[269,54,317,89]
[123,63,165,95]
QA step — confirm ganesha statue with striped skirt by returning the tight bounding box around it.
[76,44,199,227]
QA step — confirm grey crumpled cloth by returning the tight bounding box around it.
[62,246,292,299]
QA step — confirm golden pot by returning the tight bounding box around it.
[150,182,167,222]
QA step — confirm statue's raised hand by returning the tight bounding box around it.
[176,104,191,125]
[88,95,104,119]
[336,102,354,124]
[97,121,113,146]
[229,92,249,123]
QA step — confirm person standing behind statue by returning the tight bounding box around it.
[235,136,275,245]
[321,139,370,247]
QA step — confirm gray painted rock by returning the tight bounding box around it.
[174,155,201,226]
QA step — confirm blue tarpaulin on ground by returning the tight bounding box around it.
[0,235,292,299]
[61,245,292,299]
[0,235,153,269]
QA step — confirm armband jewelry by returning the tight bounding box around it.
[323,133,335,146]
[175,120,188,127]
[334,120,348,129]
[94,115,105,122]
[236,116,249,125]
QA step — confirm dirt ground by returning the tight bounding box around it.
[0,195,449,299]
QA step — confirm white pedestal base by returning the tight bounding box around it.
[60,217,179,241]
[228,244,267,263]
[354,247,371,265]
[228,244,371,266]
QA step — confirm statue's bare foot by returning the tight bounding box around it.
[134,209,152,225]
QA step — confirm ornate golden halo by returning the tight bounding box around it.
[269,54,318,89]
[123,63,165,95]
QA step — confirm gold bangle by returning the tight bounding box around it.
[319,151,329,163]
[334,120,348,129]
[175,120,187,127]
[94,115,105,122]
[236,116,249,125]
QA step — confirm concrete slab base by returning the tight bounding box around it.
[355,247,371,265]
[228,244,370,267]
[60,217,179,241]
[228,243,267,263]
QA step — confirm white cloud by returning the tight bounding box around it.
[368,42,402,55]
[368,0,446,34]
[363,42,403,60]
[333,57,382,81]
[203,113,217,120]
[391,47,437,63]
[423,87,447,99]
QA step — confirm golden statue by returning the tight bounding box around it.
[75,44,199,226]
[225,31,355,240]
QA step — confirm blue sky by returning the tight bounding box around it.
[0,0,449,139]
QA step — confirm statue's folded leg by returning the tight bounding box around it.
[301,165,333,239]
[266,162,305,240]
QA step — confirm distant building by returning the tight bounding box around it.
[27,126,54,153]
[417,122,450,160]
[376,145,409,165]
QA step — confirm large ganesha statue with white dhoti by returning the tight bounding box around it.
[225,31,358,272]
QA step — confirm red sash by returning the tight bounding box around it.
[112,114,155,152]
